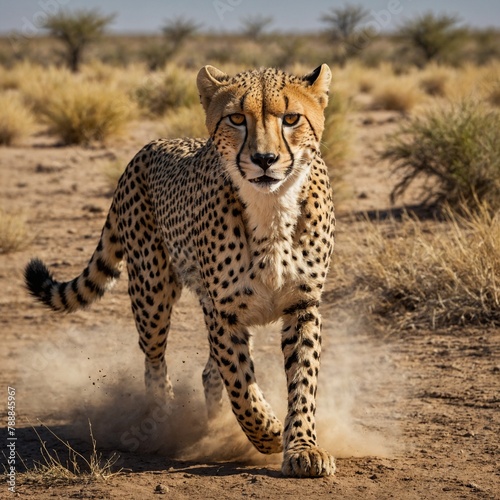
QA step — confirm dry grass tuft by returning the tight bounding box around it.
[0,92,34,146]
[371,77,424,113]
[418,65,451,96]
[103,159,126,189]
[488,84,500,106]
[134,65,199,117]
[334,205,500,328]
[0,209,32,253]
[35,80,135,145]
[20,421,120,486]
[159,105,208,140]
[320,85,354,207]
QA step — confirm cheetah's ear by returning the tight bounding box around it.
[302,64,332,109]
[197,65,229,112]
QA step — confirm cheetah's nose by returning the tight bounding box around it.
[251,153,279,171]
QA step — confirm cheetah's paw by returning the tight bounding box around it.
[281,446,336,477]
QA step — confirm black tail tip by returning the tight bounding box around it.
[24,258,54,304]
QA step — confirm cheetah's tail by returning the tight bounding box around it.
[24,208,124,313]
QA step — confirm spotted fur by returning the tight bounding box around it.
[25,64,336,477]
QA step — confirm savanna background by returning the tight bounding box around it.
[0,0,499,498]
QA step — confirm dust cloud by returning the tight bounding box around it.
[20,312,399,466]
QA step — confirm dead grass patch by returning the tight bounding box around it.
[18,421,120,486]
[159,104,208,139]
[0,92,34,146]
[371,77,424,113]
[134,65,199,117]
[334,205,500,329]
[103,159,126,189]
[0,209,32,253]
[418,64,451,97]
[35,80,135,145]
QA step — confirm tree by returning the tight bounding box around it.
[43,9,115,72]
[161,16,200,52]
[397,13,467,65]
[320,4,371,65]
[142,17,200,72]
[240,15,274,40]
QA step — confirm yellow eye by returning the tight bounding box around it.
[283,114,300,126]
[229,113,246,126]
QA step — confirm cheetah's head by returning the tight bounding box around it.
[197,64,331,194]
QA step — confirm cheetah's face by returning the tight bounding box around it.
[197,65,331,193]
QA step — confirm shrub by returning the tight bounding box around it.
[134,66,199,117]
[488,84,500,106]
[0,92,34,146]
[382,100,500,212]
[103,159,126,189]
[36,80,135,145]
[418,64,451,96]
[397,12,467,66]
[321,88,352,167]
[159,105,207,140]
[0,209,32,253]
[320,84,354,207]
[371,77,424,112]
[335,206,500,328]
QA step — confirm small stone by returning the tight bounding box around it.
[154,484,168,494]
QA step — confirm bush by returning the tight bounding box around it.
[418,64,451,97]
[321,89,352,166]
[382,100,500,211]
[488,84,500,106]
[159,105,207,140]
[0,92,34,145]
[335,207,500,328]
[36,80,134,145]
[0,209,32,253]
[134,66,199,116]
[371,76,424,112]
[397,12,467,66]
[320,85,354,207]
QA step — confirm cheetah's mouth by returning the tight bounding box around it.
[248,175,281,186]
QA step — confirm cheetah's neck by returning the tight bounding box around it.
[239,170,308,290]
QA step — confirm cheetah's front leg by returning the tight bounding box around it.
[280,303,336,477]
[204,313,283,454]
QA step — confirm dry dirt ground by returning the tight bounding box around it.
[1,112,499,499]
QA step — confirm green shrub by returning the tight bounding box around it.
[382,100,500,211]
[397,12,467,66]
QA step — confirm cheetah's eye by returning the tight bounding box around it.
[229,113,246,126]
[283,114,300,127]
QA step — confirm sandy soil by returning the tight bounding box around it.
[1,113,498,499]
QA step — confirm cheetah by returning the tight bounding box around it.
[24,64,336,477]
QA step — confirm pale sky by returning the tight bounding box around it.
[0,0,499,35]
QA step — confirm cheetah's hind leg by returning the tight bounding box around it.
[126,238,182,409]
[202,354,224,420]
